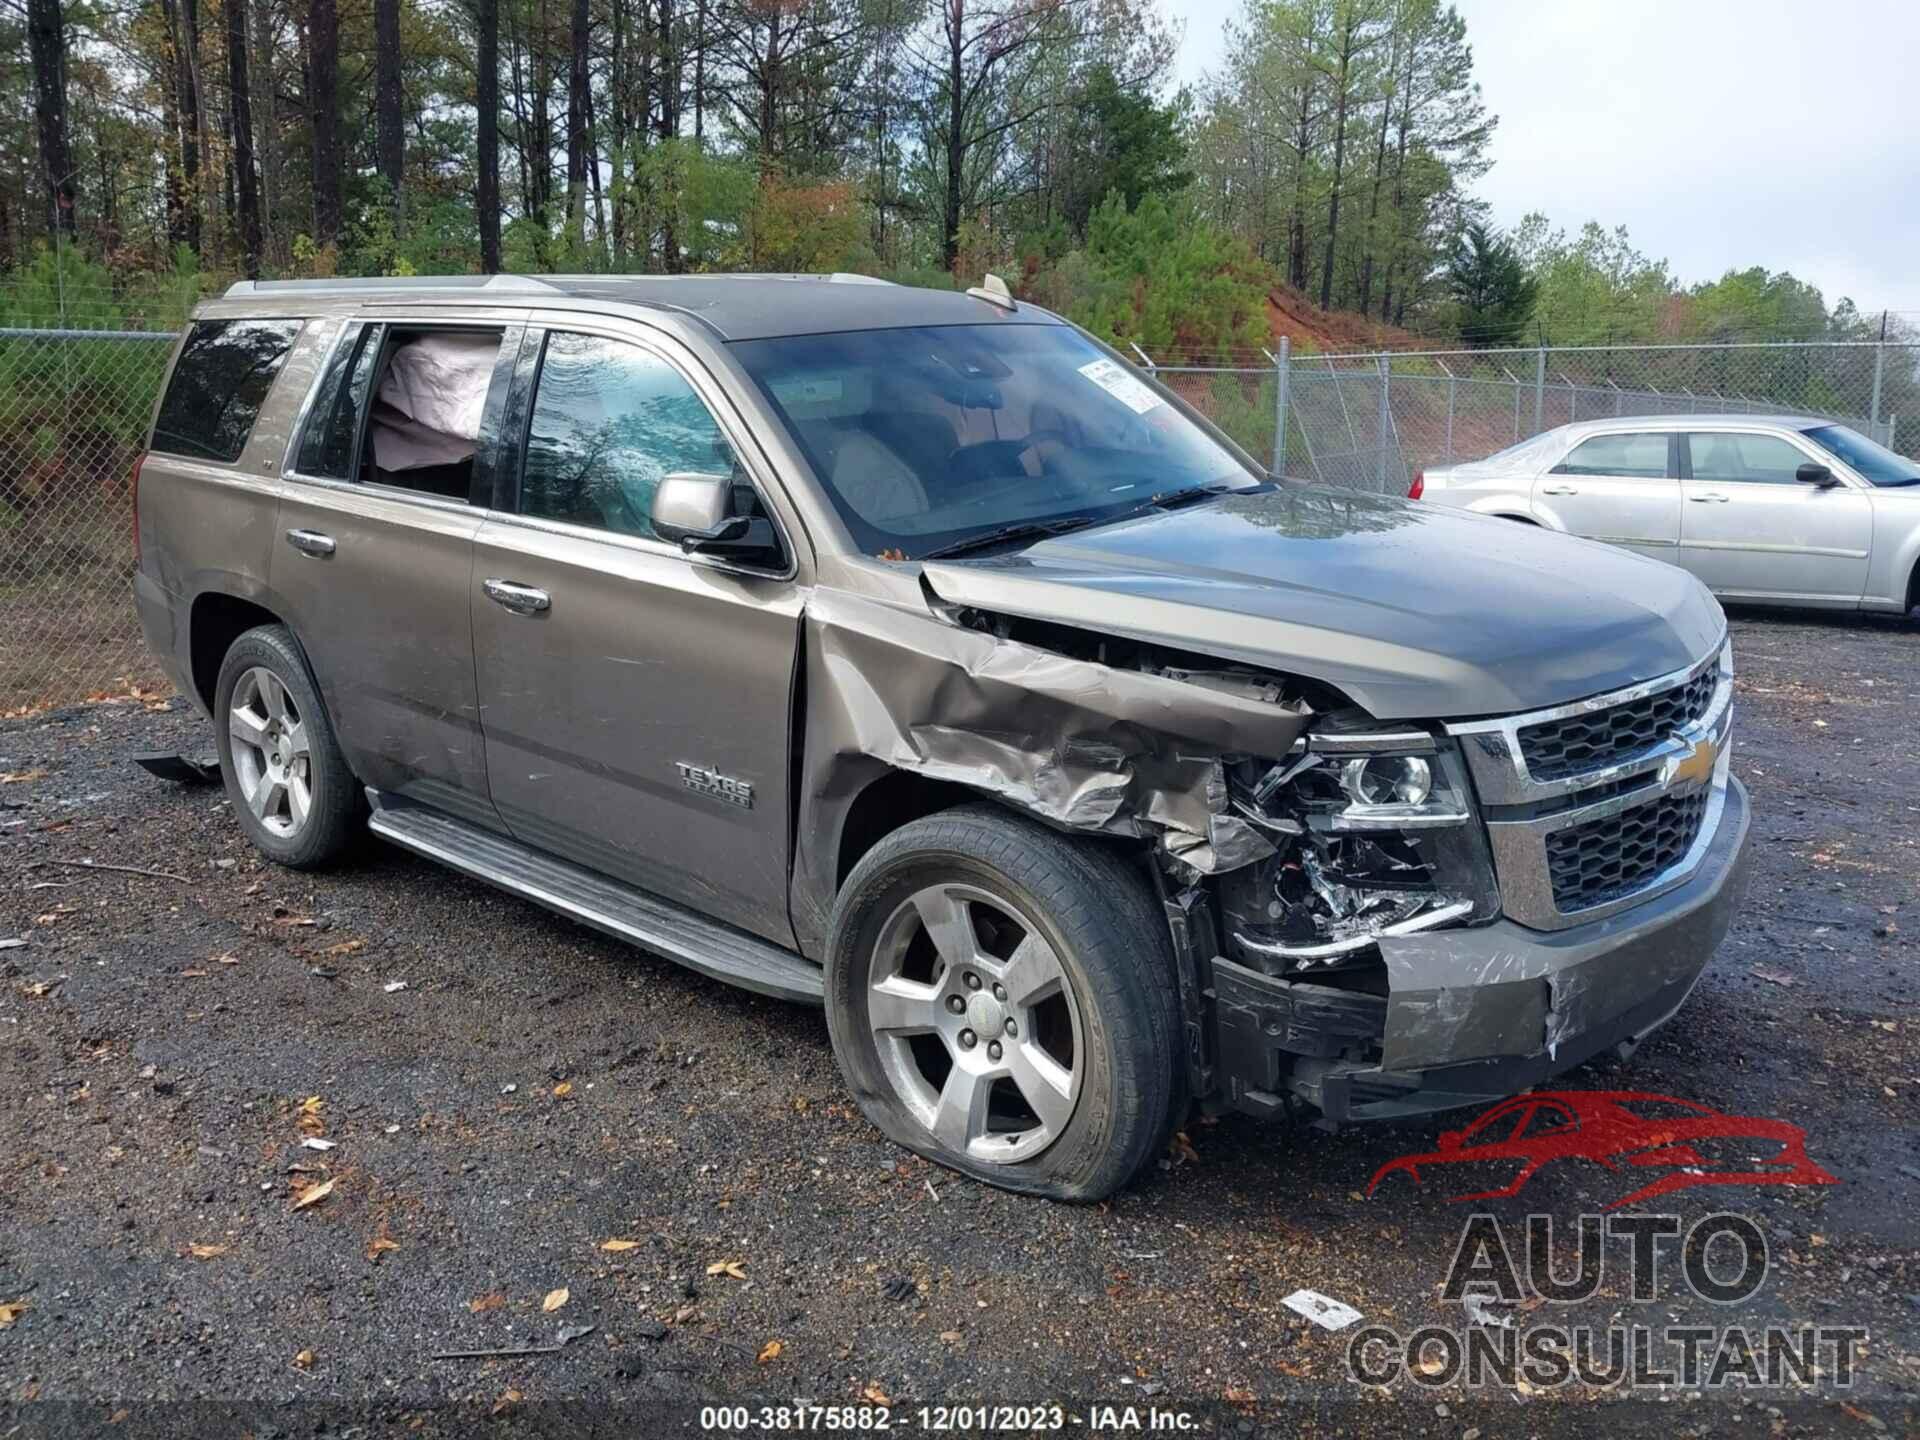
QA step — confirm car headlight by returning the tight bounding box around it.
[1221,724,1498,968]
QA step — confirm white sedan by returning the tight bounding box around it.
[1412,414,1920,614]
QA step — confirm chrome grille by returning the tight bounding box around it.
[1448,639,1733,931]
[1518,670,1717,783]
[1545,789,1709,911]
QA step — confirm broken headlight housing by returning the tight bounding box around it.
[1217,718,1499,970]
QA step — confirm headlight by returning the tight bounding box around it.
[1342,755,1432,808]
[1221,725,1498,968]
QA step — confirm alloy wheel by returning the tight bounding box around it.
[228,666,313,839]
[866,882,1085,1164]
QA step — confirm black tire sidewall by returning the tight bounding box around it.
[826,809,1179,1201]
[212,626,359,869]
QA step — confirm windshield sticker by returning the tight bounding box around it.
[1078,358,1163,415]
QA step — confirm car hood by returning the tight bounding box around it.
[922,485,1725,721]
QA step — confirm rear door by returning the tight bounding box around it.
[470,319,804,945]
[1532,429,1681,562]
[271,310,525,828]
[1678,429,1872,605]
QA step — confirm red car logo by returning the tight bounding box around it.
[1367,1091,1838,1209]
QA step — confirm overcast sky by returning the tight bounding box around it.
[1171,0,1920,319]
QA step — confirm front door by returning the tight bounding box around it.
[271,314,524,828]
[1678,430,1872,605]
[471,323,803,946]
[1532,429,1681,562]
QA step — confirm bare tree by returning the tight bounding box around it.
[26,0,77,236]
[477,0,502,271]
[376,0,405,228]
[565,0,590,245]
[227,0,263,274]
[308,0,343,246]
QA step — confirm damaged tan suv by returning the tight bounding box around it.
[133,274,1749,1199]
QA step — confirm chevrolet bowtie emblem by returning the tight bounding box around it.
[1663,733,1720,788]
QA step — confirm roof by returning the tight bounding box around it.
[220,272,1050,342]
[1556,412,1833,435]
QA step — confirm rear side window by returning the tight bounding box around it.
[151,319,303,462]
[1552,432,1671,479]
[295,323,386,478]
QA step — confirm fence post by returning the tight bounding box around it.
[1869,340,1886,431]
[1272,336,1291,476]
[1376,352,1391,489]
[1437,357,1456,463]
[1532,346,1547,434]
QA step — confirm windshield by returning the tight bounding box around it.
[729,323,1261,558]
[1802,424,1920,487]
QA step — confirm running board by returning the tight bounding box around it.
[366,793,824,1005]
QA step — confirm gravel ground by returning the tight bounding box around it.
[1,609,1916,1437]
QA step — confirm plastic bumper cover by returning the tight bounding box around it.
[1212,775,1750,1122]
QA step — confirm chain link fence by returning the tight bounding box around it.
[1152,339,1915,496]
[3,310,1918,709]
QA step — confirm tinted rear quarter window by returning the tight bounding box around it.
[152,319,303,462]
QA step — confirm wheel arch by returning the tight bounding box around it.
[189,591,286,712]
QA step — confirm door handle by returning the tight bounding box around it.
[285,528,336,557]
[482,577,551,615]
[1539,483,1578,496]
[1687,491,1730,503]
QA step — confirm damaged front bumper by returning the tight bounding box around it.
[1212,774,1749,1123]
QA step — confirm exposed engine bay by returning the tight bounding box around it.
[945,603,1499,976]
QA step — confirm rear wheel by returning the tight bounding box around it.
[213,625,360,868]
[826,806,1181,1200]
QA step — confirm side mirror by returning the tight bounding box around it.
[1795,461,1839,489]
[650,471,781,564]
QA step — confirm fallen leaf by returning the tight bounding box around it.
[214,952,241,965]
[756,1339,783,1364]
[705,1259,749,1280]
[491,1388,523,1417]
[365,1236,400,1262]
[0,769,48,784]
[1751,966,1797,987]
[469,1292,506,1314]
[861,1383,891,1406]
[178,969,209,978]
[323,938,365,956]
[542,1287,570,1313]
[1415,1354,1445,1376]
[939,1330,963,1344]
[1224,1385,1255,1405]
[600,1239,640,1253]
[553,1081,574,1098]
[1170,1131,1200,1165]
[292,1349,315,1370]
[0,1298,28,1327]
[296,1095,326,1137]
[291,1178,335,1211]
[187,1243,228,1260]
[301,1137,337,1152]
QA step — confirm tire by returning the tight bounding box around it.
[825,805,1183,1201]
[212,624,361,869]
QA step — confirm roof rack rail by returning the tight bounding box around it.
[222,275,564,298]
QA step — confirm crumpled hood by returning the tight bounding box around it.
[922,485,1725,720]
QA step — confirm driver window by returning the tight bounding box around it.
[520,331,736,541]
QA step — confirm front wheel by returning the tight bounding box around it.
[825,806,1182,1201]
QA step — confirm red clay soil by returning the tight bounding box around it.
[1266,285,1431,354]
